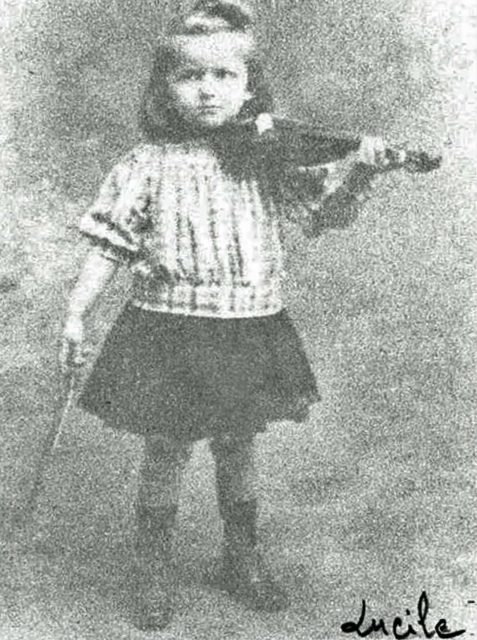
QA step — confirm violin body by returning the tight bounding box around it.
[240,114,442,174]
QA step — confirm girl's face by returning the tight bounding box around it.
[166,37,252,130]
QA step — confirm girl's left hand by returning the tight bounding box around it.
[357,136,390,171]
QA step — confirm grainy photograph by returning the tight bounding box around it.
[0,0,475,638]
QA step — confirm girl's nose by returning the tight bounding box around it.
[199,74,217,98]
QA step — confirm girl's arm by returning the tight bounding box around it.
[288,136,388,237]
[61,247,119,372]
[66,247,119,321]
[61,147,149,371]
[306,162,376,236]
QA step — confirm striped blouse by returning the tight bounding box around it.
[79,138,366,318]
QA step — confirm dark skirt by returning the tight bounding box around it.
[78,304,320,444]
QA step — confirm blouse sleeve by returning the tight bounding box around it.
[280,155,375,238]
[78,149,152,263]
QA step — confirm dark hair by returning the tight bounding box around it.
[190,0,254,31]
[138,0,273,143]
[138,44,274,143]
[138,1,275,178]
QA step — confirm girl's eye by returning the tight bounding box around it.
[178,69,202,81]
[214,68,236,79]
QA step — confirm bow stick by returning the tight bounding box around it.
[18,369,77,527]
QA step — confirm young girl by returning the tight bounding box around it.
[61,0,389,631]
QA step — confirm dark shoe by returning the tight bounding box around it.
[209,499,289,612]
[205,547,289,612]
[132,504,177,631]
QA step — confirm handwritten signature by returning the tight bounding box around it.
[341,591,467,639]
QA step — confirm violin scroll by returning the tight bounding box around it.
[385,148,442,173]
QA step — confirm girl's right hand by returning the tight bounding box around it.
[60,316,89,376]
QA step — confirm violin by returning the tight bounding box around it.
[239,113,442,174]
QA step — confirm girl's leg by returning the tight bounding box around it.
[210,434,257,514]
[132,435,192,631]
[209,433,289,612]
[138,435,192,510]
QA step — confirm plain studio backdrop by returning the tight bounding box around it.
[0,1,476,639]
